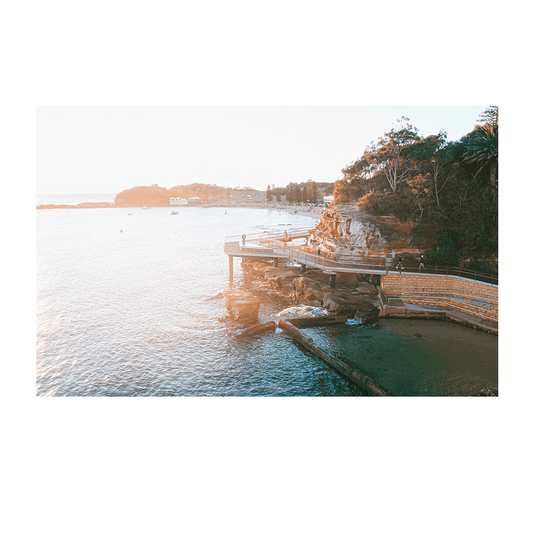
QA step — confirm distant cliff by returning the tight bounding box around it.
[113,183,232,207]
[113,185,171,207]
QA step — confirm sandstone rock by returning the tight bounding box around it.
[239,257,382,324]
[206,292,225,300]
[322,291,380,323]
[224,290,261,325]
[308,205,427,259]
[292,277,326,305]
[269,271,301,290]
[356,281,378,294]
[236,321,277,337]
[242,261,302,290]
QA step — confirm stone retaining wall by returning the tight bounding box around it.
[381,273,498,323]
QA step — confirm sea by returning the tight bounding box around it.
[37,193,117,206]
[36,197,498,396]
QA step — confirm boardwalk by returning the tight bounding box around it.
[223,227,498,285]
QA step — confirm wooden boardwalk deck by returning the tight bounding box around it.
[223,227,498,285]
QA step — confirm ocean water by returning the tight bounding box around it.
[306,320,498,396]
[36,206,497,396]
[37,193,116,206]
[37,206,362,396]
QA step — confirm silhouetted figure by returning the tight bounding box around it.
[397,255,403,274]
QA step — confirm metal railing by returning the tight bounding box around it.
[223,228,498,286]
[391,265,498,285]
[224,226,315,244]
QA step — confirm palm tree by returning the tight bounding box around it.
[463,123,498,188]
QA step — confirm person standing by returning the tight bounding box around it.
[419,254,425,270]
[242,233,246,245]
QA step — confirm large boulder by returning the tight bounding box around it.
[322,291,380,323]
[356,281,378,294]
[224,290,261,325]
[242,261,301,290]
[292,277,327,305]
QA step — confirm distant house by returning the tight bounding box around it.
[323,195,335,206]
[187,196,202,205]
[170,197,188,205]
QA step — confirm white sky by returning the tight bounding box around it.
[37,105,487,194]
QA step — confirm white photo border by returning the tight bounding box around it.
[17,84,515,417]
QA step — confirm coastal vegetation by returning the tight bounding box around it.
[113,183,236,206]
[269,181,333,203]
[111,181,334,208]
[333,107,498,272]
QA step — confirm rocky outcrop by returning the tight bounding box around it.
[223,290,261,325]
[292,277,328,307]
[237,321,277,337]
[205,292,225,301]
[308,205,432,262]
[322,291,379,322]
[241,259,381,323]
[114,185,171,207]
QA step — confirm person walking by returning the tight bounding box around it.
[396,255,403,274]
[419,254,425,270]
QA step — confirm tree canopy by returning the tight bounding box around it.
[334,107,498,270]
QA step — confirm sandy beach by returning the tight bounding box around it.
[212,202,323,219]
[268,204,323,219]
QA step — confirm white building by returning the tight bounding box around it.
[169,197,188,205]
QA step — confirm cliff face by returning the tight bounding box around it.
[308,205,435,260]
[114,185,170,207]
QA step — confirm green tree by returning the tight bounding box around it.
[477,105,498,127]
[463,122,498,188]
[308,181,317,202]
[408,132,459,209]
[301,183,309,203]
[342,149,375,181]
[294,183,302,203]
[286,183,294,203]
[370,117,421,193]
